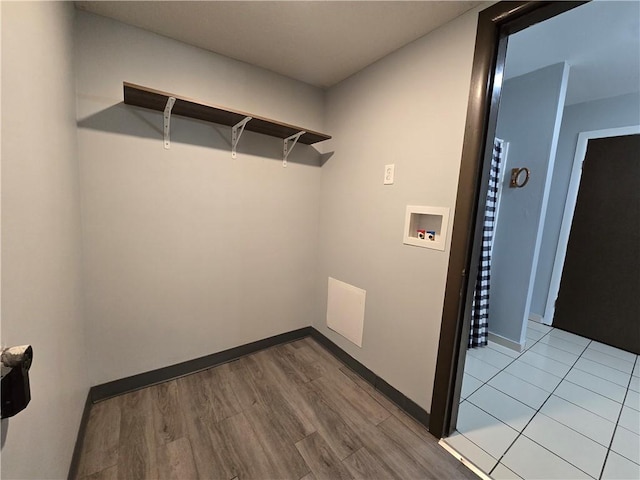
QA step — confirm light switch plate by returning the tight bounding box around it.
[384,164,395,185]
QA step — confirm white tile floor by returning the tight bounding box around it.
[444,321,640,480]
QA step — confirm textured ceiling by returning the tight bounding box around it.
[74,1,483,88]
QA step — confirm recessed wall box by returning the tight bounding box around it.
[403,205,450,251]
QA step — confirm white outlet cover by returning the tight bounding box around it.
[384,164,395,185]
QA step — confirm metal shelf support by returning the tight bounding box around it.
[283,131,305,167]
[163,96,176,149]
[231,116,252,159]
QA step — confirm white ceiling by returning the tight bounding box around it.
[75,1,483,89]
[75,1,640,104]
[505,0,640,106]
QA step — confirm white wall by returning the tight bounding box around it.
[317,6,482,411]
[489,63,569,344]
[1,7,486,459]
[531,91,640,317]
[75,11,326,385]
[1,2,89,478]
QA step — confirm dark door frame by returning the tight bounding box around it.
[428,0,587,439]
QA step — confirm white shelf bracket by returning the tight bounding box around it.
[163,96,176,149]
[283,131,305,167]
[231,116,252,159]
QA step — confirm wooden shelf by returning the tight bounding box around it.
[123,82,331,145]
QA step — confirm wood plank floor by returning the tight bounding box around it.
[74,338,477,479]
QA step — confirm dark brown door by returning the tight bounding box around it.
[553,134,639,354]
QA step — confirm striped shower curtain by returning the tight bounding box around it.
[469,138,504,348]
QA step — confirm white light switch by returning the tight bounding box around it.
[384,164,395,185]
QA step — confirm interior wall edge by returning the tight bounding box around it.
[89,327,313,403]
[66,391,93,480]
[72,326,430,461]
[74,10,325,387]
[1,2,90,478]
[315,2,487,417]
[429,0,588,440]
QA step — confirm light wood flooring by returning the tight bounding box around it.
[74,337,477,479]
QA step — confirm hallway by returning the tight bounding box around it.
[444,321,639,479]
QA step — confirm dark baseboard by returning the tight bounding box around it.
[81,325,429,449]
[309,328,430,429]
[67,391,93,480]
[90,326,313,403]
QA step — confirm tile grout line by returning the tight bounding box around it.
[465,325,551,400]
[571,361,635,385]
[438,439,494,480]
[488,331,595,478]
[531,335,636,410]
[533,338,587,355]
[583,343,638,364]
[581,352,637,372]
[445,424,502,473]
[528,339,585,362]
[520,334,638,440]
[598,354,640,480]
[491,333,631,423]
[550,387,625,426]
[461,325,636,478]
[453,332,538,477]
[560,377,627,410]
[463,328,556,477]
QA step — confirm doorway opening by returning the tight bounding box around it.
[430,1,639,478]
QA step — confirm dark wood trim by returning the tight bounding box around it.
[90,327,312,402]
[429,0,586,439]
[310,328,430,428]
[123,82,331,145]
[67,391,93,480]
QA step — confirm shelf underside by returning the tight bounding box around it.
[123,82,330,145]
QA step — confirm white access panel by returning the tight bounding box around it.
[326,277,366,347]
